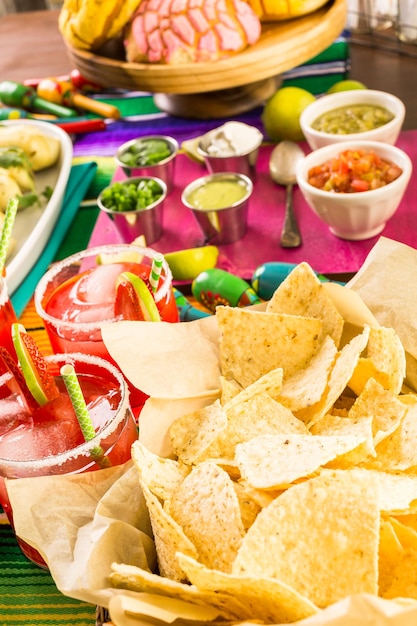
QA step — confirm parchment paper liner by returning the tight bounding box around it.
[8,237,417,625]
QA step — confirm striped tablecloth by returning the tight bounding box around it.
[0,522,97,625]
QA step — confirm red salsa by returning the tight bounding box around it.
[307,149,403,193]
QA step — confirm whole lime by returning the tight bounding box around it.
[261,86,316,142]
[327,80,367,93]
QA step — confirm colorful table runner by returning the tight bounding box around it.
[89,130,417,278]
[0,522,96,625]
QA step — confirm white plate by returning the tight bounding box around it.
[2,119,73,295]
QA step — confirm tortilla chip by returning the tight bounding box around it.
[169,462,245,572]
[109,562,251,620]
[224,367,284,410]
[235,433,367,489]
[169,400,227,465]
[363,401,417,472]
[378,519,405,596]
[349,326,406,396]
[219,376,242,405]
[138,483,198,582]
[297,326,370,426]
[131,441,190,502]
[349,378,407,448]
[237,479,281,508]
[266,262,344,347]
[381,548,417,600]
[177,552,319,624]
[387,517,417,553]
[216,306,322,388]
[232,481,262,530]
[360,470,417,515]
[393,514,417,533]
[310,413,375,465]
[232,469,380,608]
[220,393,309,458]
[277,336,337,412]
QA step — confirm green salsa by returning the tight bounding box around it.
[312,104,395,135]
[119,138,172,167]
[187,180,248,210]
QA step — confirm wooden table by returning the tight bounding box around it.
[1,9,417,129]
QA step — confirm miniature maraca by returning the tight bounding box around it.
[37,78,120,119]
[0,80,77,118]
[192,268,261,313]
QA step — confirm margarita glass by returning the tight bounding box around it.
[34,244,178,414]
[0,277,17,357]
[0,352,137,567]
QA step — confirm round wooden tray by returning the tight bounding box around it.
[65,0,346,95]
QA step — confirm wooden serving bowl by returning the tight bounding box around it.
[65,0,346,97]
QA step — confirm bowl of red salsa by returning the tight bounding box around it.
[296,140,412,240]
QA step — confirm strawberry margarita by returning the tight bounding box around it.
[0,351,137,567]
[34,244,178,359]
[0,277,17,357]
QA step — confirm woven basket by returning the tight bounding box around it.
[65,0,346,95]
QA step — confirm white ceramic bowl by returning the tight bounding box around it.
[300,89,405,150]
[296,140,412,240]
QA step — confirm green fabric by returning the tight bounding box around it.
[96,94,160,117]
[72,156,117,200]
[303,39,350,64]
[0,524,96,624]
[282,72,349,94]
[10,162,98,317]
[55,205,100,261]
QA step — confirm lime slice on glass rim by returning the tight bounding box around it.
[0,346,34,411]
[96,250,144,265]
[11,323,59,406]
[115,272,161,322]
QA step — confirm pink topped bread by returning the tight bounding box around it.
[124,0,262,64]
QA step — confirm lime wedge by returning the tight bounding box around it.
[165,246,219,281]
[11,323,59,406]
[96,250,144,265]
[115,272,161,322]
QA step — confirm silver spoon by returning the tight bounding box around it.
[269,140,304,248]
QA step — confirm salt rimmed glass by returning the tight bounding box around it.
[34,243,178,360]
[0,276,17,357]
[0,352,137,567]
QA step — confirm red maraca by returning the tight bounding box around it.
[69,69,103,93]
[37,78,121,119]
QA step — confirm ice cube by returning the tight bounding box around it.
[0,407,34,460]
[74,266,119,304]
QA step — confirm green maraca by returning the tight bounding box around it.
[0,80,78,118]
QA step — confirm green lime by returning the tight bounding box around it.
[261,86,316,142]
[326,80,367,93]
[12,323,59,406]
[115,272,161,321]
[96,250,144,265]
[165,246,219,281]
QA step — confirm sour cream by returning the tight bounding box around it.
[198,121,263,157]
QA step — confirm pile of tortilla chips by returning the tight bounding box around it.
[108,262,417,624]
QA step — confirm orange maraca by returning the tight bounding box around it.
[37,78,121,119]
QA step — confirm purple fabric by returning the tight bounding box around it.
[72,109,265,158]
[89,131,417,278]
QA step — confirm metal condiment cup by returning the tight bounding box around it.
[97,176,167,245]
[197,122,263,182]
[115,135,178,194]
[182,172,253,245]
